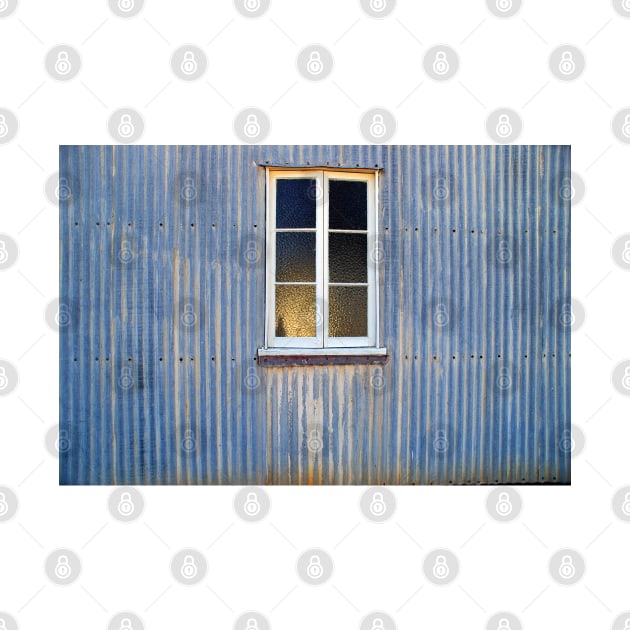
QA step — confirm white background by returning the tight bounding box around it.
[0,0,629,628]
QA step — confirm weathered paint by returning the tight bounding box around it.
[59,145,571,485]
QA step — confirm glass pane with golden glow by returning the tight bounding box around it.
[276,232,316,282]
[329,233,367,283]
[329,286,367,337]
[275,285,316,337]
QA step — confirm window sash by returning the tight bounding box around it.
[266,168,377,349]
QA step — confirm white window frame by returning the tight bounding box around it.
[262,167,382,354]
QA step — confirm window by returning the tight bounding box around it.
[259,168,386,365]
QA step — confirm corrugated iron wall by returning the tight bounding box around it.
[59,145,571,485]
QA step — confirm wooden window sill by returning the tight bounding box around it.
[257,347,388,367]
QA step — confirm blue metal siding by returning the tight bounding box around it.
[59,145,570,485]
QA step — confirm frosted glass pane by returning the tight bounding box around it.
[276,179,317,229]
[329,180,367,230]
[275,285,316,337]
[276,232,316,282]
[329,233,367,283]
[329,286,367,337]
